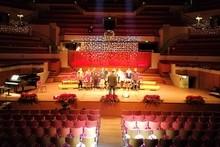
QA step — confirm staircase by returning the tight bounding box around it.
[47,68,77,83]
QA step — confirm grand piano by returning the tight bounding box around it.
[5,73,40,92]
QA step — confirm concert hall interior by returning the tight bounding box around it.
[0,0,220,146]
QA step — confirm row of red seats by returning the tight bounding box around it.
[121,110,220,117]
[0,125,98,147]
[1,119,99,128]
[0,108,100,115]
[121,111,220,147]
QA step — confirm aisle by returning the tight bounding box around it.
[98,117,123,147]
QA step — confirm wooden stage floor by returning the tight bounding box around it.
[1,82,220,104]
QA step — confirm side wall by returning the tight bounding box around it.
[170,65,220,90]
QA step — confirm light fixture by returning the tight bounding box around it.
[17,14,24,19]
[191,15,208,30]
[0,13,31,34]
[195,16,203,23]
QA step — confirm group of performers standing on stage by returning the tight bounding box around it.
[76,68,140,92]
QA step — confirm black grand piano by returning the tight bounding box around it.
[5,73,40,93]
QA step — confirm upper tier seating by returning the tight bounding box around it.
[38,5,182,36]
[80,0,138,12]
[189,0,220,11]
[169,33,220,56]
[0,33,50,54]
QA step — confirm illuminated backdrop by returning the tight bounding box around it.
[67,35,152,68]
[69,51,151,68]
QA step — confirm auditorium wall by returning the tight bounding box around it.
[151,53,160,69]
[60,35,159,70]
[187,69,220,90]
[158,62,171,76]
[31,24,50,38]
[171,65,220,90]
[159,25,189,50]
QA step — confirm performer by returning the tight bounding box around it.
[117,68,125,88]
[76,68,84,89]
[124,68,133,90]
[99,68,106,89]
[126,68,132,79]
[131,68,140,90]
[107,70,117,95]
[93,72,99,89]
[84,69,92,89]
[104,68,109,89]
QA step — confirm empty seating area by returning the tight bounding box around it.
[80,0,139,12]
[45,5,82,15]
[0,33,49,54]
[38,5,181,36]
[121,110,220,147]
[169,33,220,56]
[174,62,220,70]
[189,0,220,11]
[0,108,100,146]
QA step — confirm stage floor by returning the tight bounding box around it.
[1,82,220,104]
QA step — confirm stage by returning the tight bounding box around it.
[1,82,220,104]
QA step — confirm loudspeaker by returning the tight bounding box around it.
[210,15,220,28]
[103,16,116,30]
[138,41,158,52]
[65,42,77,50]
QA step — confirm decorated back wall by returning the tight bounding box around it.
[65,35,154,69]
[68,51,151,68]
